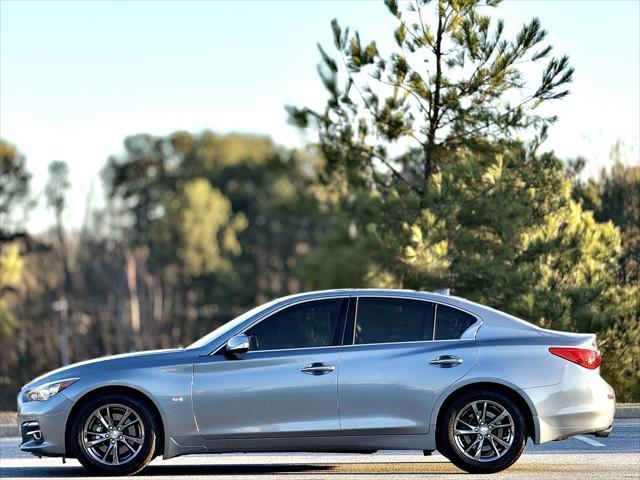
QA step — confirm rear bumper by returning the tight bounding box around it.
[593,424,612,438]
[522,364,615,444]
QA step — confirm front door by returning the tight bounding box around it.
[338,296,479,435]
[192,297,348,439]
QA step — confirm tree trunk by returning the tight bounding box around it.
[57,296,70,366]
[54,210,72,365]
[423,0,445,204]
[124,249,142,350]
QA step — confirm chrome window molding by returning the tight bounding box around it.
[354,292,482,320]
[351,296,359,345]
[433,303,438,340]
[459,316,483,340]
[342,337,477,349]
[207,295,350,356]
[238,345,343,355]
[347,295,482,347]
[205,292,482,355]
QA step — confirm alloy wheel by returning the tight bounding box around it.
[452,399,515,462]
[81,403,145,466]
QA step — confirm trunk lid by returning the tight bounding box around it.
[538,328,598,349]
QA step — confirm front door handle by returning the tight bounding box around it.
[301,362,335,375]
[429,355,463,368]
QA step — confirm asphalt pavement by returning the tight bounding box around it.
[0,419,638,479]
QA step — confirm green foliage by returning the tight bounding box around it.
[158,178,247,278]
[288,1,584,326]
[0,2,636,407]
[103,131,328,343]
[288,0,573,204]
[45,161,70,216]
[0,140,31,235]
[402,210,450,286]
[296,212,374,290]
[0,242,22,338]
[0,141,32,341]
[520,200,621,332]
[572,146,639,286]
[598,286,640,402]
[566,146,640,400]
[290,0,635,401]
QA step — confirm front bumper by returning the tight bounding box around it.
[523,364,615,444]
[17,391,75,456]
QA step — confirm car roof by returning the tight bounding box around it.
[276,288,476,312]
[279,288,540,332]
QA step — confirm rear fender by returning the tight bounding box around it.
[428,377,541,441]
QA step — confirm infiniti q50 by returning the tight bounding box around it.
[17,289,615,475]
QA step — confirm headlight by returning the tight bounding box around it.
[25,378,80,402]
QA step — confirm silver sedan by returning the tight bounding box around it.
[17,289,615,475]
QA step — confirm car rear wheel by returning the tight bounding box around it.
[70,393,159,476]
[438,390,526,474]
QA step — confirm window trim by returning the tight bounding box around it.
[342,296,358,347]
[432,303,438,341]
[346,295,481,347]
[210,296,350,355]
[433,302,478,342]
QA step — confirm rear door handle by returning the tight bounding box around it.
[429,355,463,368]
[301,362,335,375]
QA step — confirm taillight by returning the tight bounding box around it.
[549,347,601,369]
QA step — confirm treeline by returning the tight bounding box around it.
[0,133,332,407]
[1,0,638,408]
[1,133,637,407]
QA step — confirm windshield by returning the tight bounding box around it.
[187,298,282,350]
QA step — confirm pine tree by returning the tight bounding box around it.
[288,0,573,210]
[289,0,629,349]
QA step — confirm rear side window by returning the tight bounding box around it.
[354,298,435,345]
[434,304,476,340]
[244,298,344,351]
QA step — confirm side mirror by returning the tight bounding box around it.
[225,334,250,355]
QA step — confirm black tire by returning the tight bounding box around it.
[70,393,159,476]
[437,390,526,474]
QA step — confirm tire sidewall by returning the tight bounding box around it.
[70,393,157,476]
[440,390,526,474]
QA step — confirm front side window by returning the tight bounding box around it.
[354,297,435,345]
[244,298,345,351]
[434,304,476,340]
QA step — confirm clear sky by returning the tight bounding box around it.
[1,0,639,233]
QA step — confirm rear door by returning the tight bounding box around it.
[337,296,479,435]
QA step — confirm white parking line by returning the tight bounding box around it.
[574,435,605,447]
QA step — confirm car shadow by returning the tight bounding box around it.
[0,461,461,477]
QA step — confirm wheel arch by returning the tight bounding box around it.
[433,381,538,446]
[64,385,165,458]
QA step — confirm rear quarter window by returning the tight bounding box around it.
[434,304,476,340]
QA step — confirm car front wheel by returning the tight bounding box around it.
[70,393,159,476]
[439,390,527,474]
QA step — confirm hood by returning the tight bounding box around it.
[23,348,183,390]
